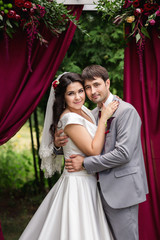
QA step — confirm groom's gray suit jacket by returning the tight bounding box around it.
[84,97,149,209]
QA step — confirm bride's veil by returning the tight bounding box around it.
[39,73,67,178]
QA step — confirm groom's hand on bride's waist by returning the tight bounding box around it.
[65,155,84,172]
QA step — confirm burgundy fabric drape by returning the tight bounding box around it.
[0,5,83,145]
[0,222,4,240]
[124,28,160,239]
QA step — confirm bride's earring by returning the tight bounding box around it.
[63,102,66,109]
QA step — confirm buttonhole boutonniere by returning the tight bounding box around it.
[105,117,115,135]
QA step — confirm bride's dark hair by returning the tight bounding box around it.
[51,72,83,135]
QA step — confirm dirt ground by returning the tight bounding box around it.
[0,191,45,240]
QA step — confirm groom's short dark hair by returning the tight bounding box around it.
[82,65,109,82]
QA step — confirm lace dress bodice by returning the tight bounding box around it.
[58,105,97,159]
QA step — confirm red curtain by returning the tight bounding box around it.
[0,5,83,145]
[0,222,4,240]
[124,28,160,239]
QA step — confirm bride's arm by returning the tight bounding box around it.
[64,101,118,156]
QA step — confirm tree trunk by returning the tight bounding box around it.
[29,117,39,186]
[33,109,44,190]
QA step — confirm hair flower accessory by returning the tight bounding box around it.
[52,80,60,89]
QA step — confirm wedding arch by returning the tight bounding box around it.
[0,1,160,239]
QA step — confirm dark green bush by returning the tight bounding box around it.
[0,143,34,192]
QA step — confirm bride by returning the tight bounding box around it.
[19,72,118,240]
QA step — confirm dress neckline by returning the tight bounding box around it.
[60,105,96,126]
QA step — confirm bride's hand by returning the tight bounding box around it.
[101,101,119,122]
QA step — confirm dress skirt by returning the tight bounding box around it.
[19,169,113,240]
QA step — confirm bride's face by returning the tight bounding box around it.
[65,82,85,110]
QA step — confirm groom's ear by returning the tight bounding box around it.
[105,79,110,89]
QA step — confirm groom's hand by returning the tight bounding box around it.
[65,155,84,172]
[54,129,68,148]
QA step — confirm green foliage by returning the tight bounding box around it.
[0,143,34,192]
[97,0,124,19]
[35,0,78,35]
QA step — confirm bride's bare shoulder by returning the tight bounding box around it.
[60,110,71,120]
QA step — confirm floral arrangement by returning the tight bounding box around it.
[97,0,160,82]
[97,0,160,45]
[0,0,78,71]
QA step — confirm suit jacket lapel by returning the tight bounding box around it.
[91,95,119,124]
[92,107,99,125]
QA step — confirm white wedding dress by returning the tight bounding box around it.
[19,106,113,240]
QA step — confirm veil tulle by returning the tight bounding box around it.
[39,73,67,178]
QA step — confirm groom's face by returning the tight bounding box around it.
[84,77,110,105]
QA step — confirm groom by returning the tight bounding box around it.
[55,65,148,240]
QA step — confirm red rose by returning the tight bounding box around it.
[7,10,16,18]
[20,18,26,27]
[30,8,34,14]
[132,0,140,8]
[23,1,32,8]
[37,5,46,17]
[123,0,133,9]
[153,3,159,11]
[15,14,21,21]
[144,3,154,11]
[134,8,143,16]
[15,0,25,8]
